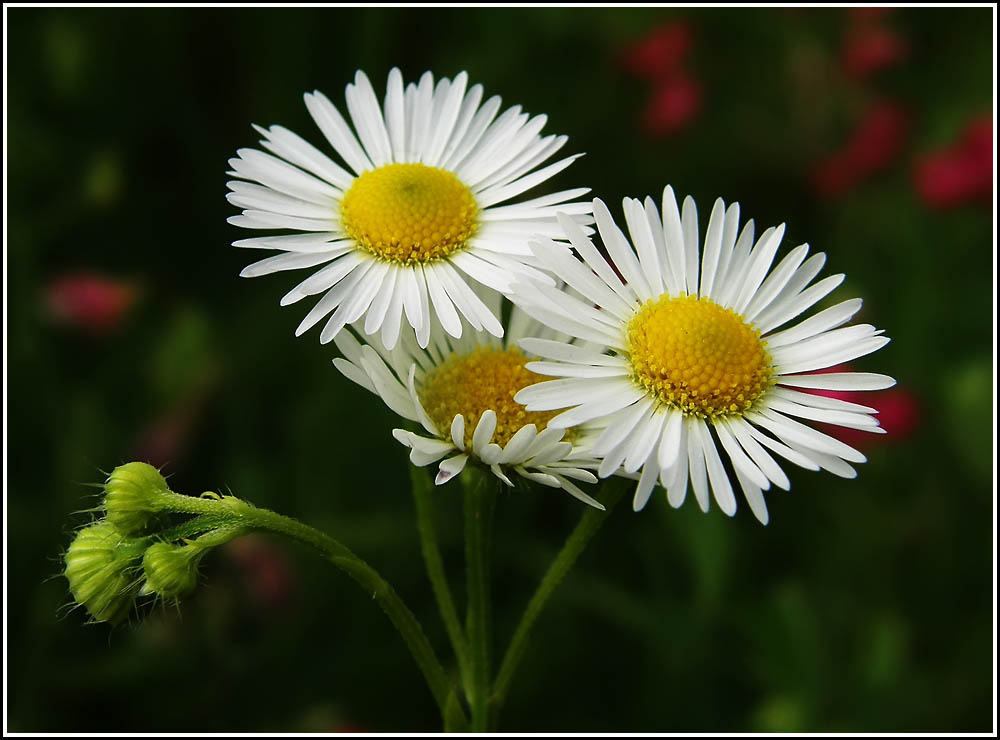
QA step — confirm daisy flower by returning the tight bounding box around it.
[331,289,604,509]
[227,68,592,350]
[511,187,895,524]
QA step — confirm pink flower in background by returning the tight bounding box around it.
[621,22,692,81]
[621,21,702,137]
[801,365,919,449]
[913,115,993,208]
[640,74,703,137]
[811,101,910,197]
[44,273,138,334]
[842,25,908,79]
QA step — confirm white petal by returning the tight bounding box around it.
[450,414,466,451]
[526,361,628,379]
[345,70,392,167]
[383,68,407,162]
[764,298,864,348]
[594,199,652,300]
[303,90,372,175]
[747,408,866,464]
[742,243,810,322]
[255,124,355,189]
[732,224,785,316]
[698,197,726,299]
[695,419,737,516]
[364,265,400,335]
[472,410,498,454]
[714,419,770,491]
[734,468,770,525]
[239,250,341,279]
[686,417,710,512]
[656,410,684,470]
[624,197,664,295]
[724,418,790,490]
[423,264,463,338]
[754,273,844,335]
[592,397,656,456]
[519,338,620,366]
[499,424,538,464]
[436,454,469,485]
[778,372,896,392]
[623,407,666,474]
[632,456,660,512]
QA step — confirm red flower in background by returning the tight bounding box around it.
[44,273,138,334]
[913,115,993,208]
[811,101,910,198]
[800,365,920,449]
[621,22,692,81]
[621,21,702,137]
[842,25,908,80]
[641,74,703,137]
[841,6,908,80]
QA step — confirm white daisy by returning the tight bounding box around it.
[331,289,605,510]
[227,68,592,350]
[511,187,895,524]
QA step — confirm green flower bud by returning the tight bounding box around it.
[104,462,171,535]
[140,541,205,600]
[64,522,145,624]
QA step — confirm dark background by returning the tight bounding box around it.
[5,6,994,733]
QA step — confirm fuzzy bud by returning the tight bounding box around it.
[140,541,206,600]
[64,522,145,624]
[104,462,171,535]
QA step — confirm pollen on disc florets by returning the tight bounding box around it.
[340,163,479,265]
[626,294,774,419]
[418,346,565,450]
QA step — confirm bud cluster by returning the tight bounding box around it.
[63,462,241,624]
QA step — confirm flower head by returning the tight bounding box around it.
[103,461,172,535]
[140,541,204,601]
[64,522,145,624]
[511,188,894,524]
[332,290,604,509]
[228,68,592,350]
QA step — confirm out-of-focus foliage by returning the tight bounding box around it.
[6,6,993,732]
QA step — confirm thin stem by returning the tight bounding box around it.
[463,465,496,732]
[411,465,469,679]
[156,490,458,719]
[151,514,233,543]
[490,478,628,716]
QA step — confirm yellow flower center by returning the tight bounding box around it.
[626,295,773,419]
[419,346,564,449]
[339,163,479,264]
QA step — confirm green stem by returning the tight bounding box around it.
[151,514,233,543]
[411,466,469,679]
[156,489,458,719]
[463,465,496,732]
[490,478,628,717]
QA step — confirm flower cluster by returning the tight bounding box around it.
[227,68,894,524]
[64,462,247,624]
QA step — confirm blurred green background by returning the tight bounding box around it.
[5,6,994,733]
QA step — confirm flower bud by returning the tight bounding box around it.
[64,522,145,624]
[140,542,205,600]
[104,462,171,535]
